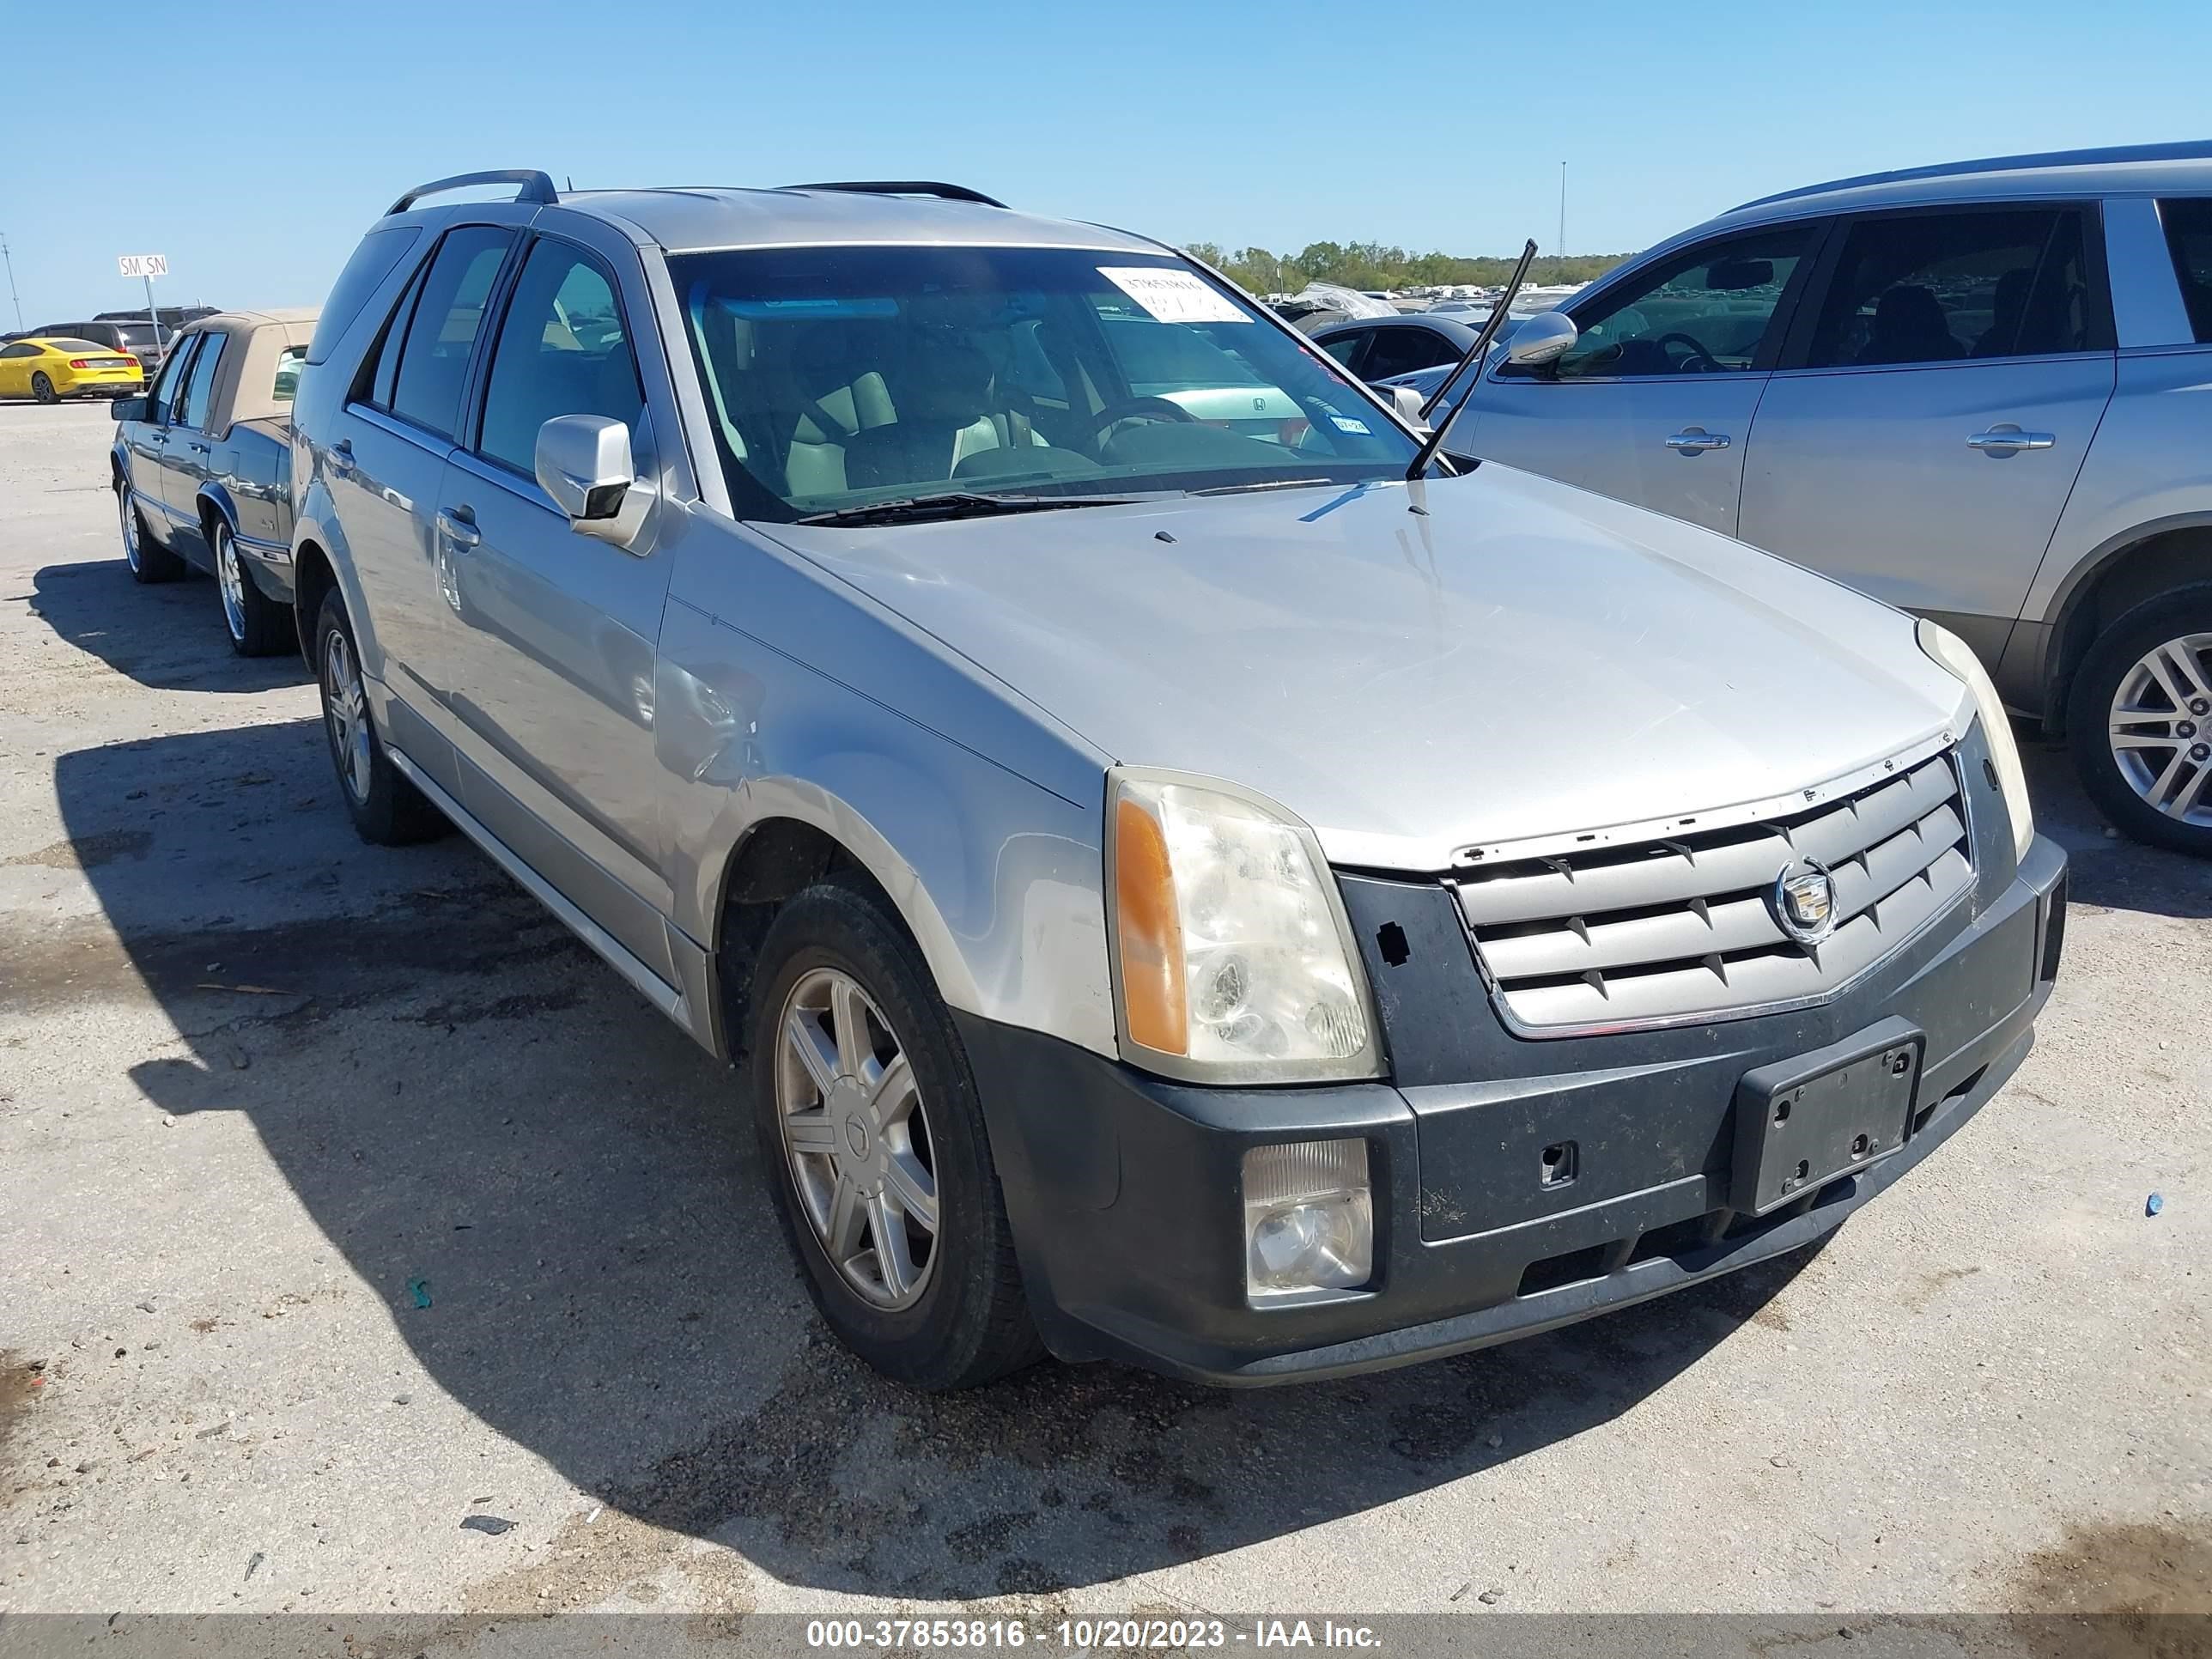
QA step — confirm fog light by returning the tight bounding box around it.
[1243,1139,1372,1297]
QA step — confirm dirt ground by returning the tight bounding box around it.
[1,399,2206,1649]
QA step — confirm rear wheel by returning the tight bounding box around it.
[214,519,292,656]
[749,878,1042,1390]
[2068,585,2212,858]
[29,372,58,404]
[314,589,446,845]
[118,483,184,583]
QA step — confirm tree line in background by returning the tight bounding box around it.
[1183,241,1631,295]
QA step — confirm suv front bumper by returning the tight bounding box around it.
[963,833,2066,1386]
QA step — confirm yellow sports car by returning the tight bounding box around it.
[0,335,144,402]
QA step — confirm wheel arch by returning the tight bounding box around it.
[699,795,976,1065]
[2041,515,2212,731]
[291,536,339,659]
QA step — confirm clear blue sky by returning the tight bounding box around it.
[3,0,2207,323]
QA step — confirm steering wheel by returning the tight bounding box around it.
[1083,395,1200,450]
[1653,331,1727,373]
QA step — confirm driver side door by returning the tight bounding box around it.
[1451,221,1827,533]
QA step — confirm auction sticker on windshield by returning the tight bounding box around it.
[1099,267,1250,324]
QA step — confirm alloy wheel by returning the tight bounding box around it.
[322,627,374,805]
[774,966,940,1310]
[216,525,247,641]
[118,489,140,574]
[2108,632,2212,826]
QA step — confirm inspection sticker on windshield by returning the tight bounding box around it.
[1098,267,1250,325]
[1328,415,1371,434]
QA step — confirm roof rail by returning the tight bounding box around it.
[785,180,1008,209]
[386,169,560,216]
[1732,138,2212,213]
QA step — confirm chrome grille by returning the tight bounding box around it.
[1454,751,1972,1033]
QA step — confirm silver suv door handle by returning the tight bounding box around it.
[1966,427,2056,452]
[434,509,480,549]
[1665,428,1730,454]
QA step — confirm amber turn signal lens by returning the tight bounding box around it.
[1114,795,1188,1055]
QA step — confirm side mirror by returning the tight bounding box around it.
[536,414,652,550]
[112,397,149,422]
[1504,309,1578,368]
[1385,383,1430,433]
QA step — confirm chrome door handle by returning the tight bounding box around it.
[1966,427,2056,452]
[186,441,209,453]
[434,508,480,549]
[1665,428,1731,453]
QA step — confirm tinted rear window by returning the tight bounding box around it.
[307,226,422,365]
[2160,198,2212,343]
[47,338,108,354]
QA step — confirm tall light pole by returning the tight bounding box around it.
[0,233,21,330]
[1557,162,1567,259]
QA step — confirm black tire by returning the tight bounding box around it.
[214,518,293,657]
[2067,583,2212,859]
[748,877,1042,1390]
[313,588,447,845]
[30,372,58,405]
[118,482,185,584]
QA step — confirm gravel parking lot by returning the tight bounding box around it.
[2,399,2207,1643]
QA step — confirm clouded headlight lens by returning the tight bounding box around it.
[1109,772,1381,1084]
[1917,618,2033,865]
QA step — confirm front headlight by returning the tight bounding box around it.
[1917,618,2033,864]
[1108,770,1382,1084]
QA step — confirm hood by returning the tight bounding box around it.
[763,465,1971,871]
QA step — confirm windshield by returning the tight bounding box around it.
[672,245,1419,520]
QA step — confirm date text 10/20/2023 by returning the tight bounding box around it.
[805,1617,1384,1650]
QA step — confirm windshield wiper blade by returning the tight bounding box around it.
[794,491,1138,526]
[1188,477,1334,496]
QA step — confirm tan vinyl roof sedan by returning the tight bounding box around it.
[110,306,319,655]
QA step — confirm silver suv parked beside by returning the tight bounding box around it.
[1435,141,2212,857]
[289,172,2065,1389]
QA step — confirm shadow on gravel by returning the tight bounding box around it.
[33,716,1825,1600]
[34,700,2201,1601]
[25,558,307,693]
[2021,739,2212,921]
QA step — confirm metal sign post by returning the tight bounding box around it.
[116,253,169,353]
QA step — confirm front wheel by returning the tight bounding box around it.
[30,372,58,405]
[118,483,184,583]
[749,878,1042,1390]
[214,520,292,656]
[313,589,447,845]
[2068,585,2212,858]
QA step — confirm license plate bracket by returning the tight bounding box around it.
[1732,1016,1923,1218]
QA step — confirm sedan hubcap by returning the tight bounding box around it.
[2109,632,2212,825]
[216,527,246,638]
[775,967,939,1310]
[322,629,374,804]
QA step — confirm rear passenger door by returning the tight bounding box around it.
[327,222,517,763]
[160,327,228,550]
[431,227,678,978]
[1455,222,1823,533]
[1738,204,2118,657]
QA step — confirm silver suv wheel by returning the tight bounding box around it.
[119,489,140,574]
[322,626,374,805]
[774,965,940,1310]
[2108,631,2212,826]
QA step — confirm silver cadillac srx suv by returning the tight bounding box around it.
[289,172,2067,1389]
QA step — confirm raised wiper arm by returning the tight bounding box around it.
[1405,239,1539,483]
[794,491,1138,527]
